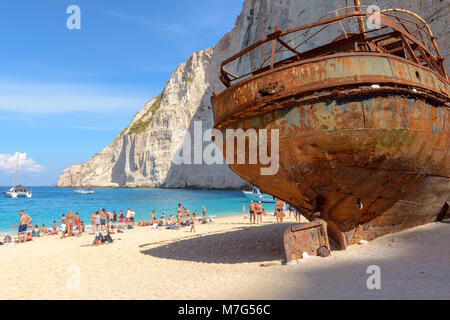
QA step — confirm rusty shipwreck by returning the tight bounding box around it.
[211,2,449,250]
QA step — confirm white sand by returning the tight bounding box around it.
[0,214,448,300]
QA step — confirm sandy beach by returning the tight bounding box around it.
[0,214,449,300]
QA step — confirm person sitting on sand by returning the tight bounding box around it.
[25,232,33,242]
[40,224,47,236]
[160,214,167,227]
[18,210,32,243]
[32,225,40,237]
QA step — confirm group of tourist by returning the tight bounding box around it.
[139,204,209,233]
[13,204,211,243]
[246,199,302,224]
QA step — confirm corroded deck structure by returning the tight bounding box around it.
[211,4,449,249]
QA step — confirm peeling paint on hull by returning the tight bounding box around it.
[213,54,449,248]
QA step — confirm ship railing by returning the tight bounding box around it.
[219,7,447,88]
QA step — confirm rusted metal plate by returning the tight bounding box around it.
[283,220,330,261]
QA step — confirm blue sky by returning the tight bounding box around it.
[0,0,243,186]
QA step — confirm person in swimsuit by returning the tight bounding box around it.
[32,225,40,237]
[177,204,183,218]
[59,214,67,238]
[52,220,58,235]
[295,209,301,223]
[18,210,32,243]
[118,210,124,229]
[94,211,101,232]
[275,199,284,223]
[255,201,263,224]
[177,209,182,230]
[90,212,95,232]
[202,206,206,222]
[67,210,75,237]
[100,209,106,231]
[40,224,47,236]
[75,212,81,236]
[130,209,136,226]
[190,212,196,233]
[112,211,118,230]
[249,201,256,224]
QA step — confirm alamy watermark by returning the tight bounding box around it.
[366,265,381,290]
[66,265,81,290]
[66,5,81,30]
[171,121,280,176]
[366,5,382,30]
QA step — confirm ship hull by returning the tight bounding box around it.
[212,53,449,248]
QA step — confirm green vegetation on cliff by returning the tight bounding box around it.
[116,93,163,139]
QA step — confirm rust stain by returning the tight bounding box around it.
[211,7,450,249]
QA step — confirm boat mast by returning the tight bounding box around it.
[14,147,19,187]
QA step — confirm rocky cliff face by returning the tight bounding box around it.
[57,0,449,189]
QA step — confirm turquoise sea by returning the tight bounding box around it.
[0,187,275,233]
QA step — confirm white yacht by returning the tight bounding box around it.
[74,188,94,194]
[3,150,32,198]
[243,187,275,203]
[3,185,32,198]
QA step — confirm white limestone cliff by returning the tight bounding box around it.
[57,0,449,188]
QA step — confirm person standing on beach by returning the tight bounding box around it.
[255,201,263,224]
[60,214,67,238]
[94,211,101,232]
[119,210,124,229]
[202,206,206,222]
[52,220,58,235]
[67,210,75,237]
[90,212,95,232]
[75,212,81,236]
[177,209,182,230]
[100,209,107,231]
[130,209,135,226]
[177,204,183,218]
[275,199,284,223]
[112,211,118,230]
[249,201,256,224]
[18,210,32,243]
[151,210,155,223]
[190,212,196,233]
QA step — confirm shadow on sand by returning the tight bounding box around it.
[141,222,296,264]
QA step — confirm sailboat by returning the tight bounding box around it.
[3,150,32,198]
[73,166,94,194]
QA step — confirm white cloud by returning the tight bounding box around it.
[0,152,45,174]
